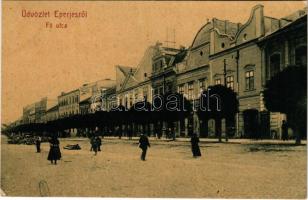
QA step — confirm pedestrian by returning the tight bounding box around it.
[47,136,61,165]
[96,136,102,151]
[191,133,201,158]
[281,120,288,141]
[91,136,99,155]
[138,133,150,161]
[90,135,95,151]
[35,136,41,153]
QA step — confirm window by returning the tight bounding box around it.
[134,90,139,102]
[295,46,307,66]
[245,71,254,91]
[124,96,128,108]
[221,43,225,48]
[226,76,234,90]
[270,54,281,77]
[199,79,207,92]
[188,82,194,100]
[200,51,203,56]
[143,87,148,100]
[178,84,185,95]
[215,79,221,85]
[129,94,133,107]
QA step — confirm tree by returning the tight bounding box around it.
[263,65,307,145]
[197,85,239,142]
[110,105,128,138]
[152,92,192,140]
[130,100,153,136]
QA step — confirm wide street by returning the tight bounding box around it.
[1,135,306,198]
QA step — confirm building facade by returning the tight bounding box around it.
[23,97,57,124]
[58,89,80,118]
[44,105,59,122]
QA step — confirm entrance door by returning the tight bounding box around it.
[243,109,259,139]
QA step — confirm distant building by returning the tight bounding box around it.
[79,97,91,115]
[23,97,57,124]
[116,45,171,110]
[58,89,80,118]
[44,104,59,122]
[80,79,116,113]
[101,86,117,111]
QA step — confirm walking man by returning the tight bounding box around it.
[35,136,41,153]
[138,133,150,161]
[92,136,99,155]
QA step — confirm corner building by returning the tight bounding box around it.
[176,5,307,138]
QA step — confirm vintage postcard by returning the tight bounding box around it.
[1,0,307,198]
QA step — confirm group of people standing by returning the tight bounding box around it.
[90,136,102,155]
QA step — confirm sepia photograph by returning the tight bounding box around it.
[1,1,307,198]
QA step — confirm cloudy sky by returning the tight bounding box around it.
[2,1,306,123]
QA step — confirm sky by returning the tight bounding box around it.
[2,1,306,124]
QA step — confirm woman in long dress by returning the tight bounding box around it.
[191,133,201,157]
[47,136,61,165]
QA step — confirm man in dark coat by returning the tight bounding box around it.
[92,136,99,155]
[47,136,61,165]
[191,133,201,157]
[138,133,150,161]
[35,136,41,153]
[281,120,288,141]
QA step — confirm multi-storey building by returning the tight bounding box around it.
[116,45,157,109]
[23,97,57,124]
[44,105,59,122]
[150,42,184,96]
[101,86,117,111]
[58,89,80,118]
[79,79,116,114]
[174,4,307,138]
[22,103,35,124]
[175,17,241,137]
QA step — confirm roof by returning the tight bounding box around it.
[82,78,116,89]
[79,97,92,105]
[172,49,188,65]
[58,89,79,97]
[259,14,307,42]
[46,104,58,113]
[117,65,137,77]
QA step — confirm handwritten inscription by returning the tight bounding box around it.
[21,9,88,29]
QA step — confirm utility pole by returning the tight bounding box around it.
[235,50,240,138]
